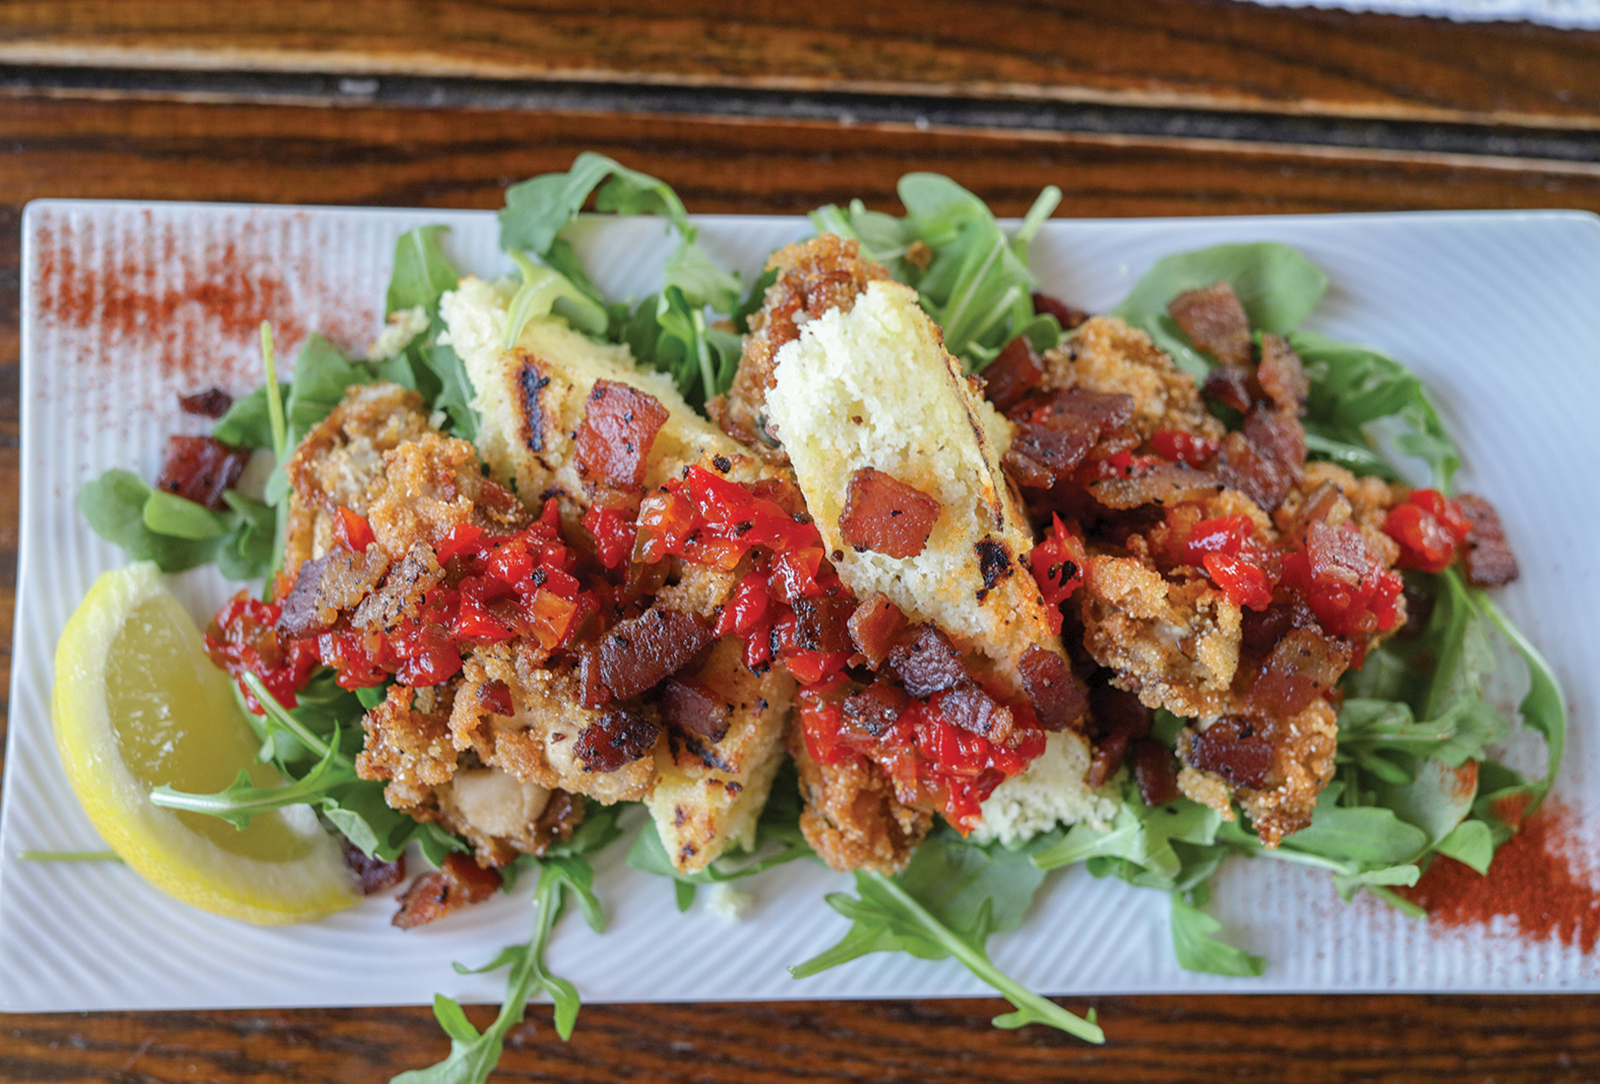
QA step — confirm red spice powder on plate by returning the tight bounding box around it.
[1397,801,1600,953]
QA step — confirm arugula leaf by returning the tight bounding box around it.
[394,856,600,1084]
[383,227,480,437]
[1170,883,1265,977]
[77,470,224,572]
[215,490,277,582]
[1111,243,1327,378]
[503,251,608,347]
[1291,331,1460,491]
[499,154,745,407]
[792,861,1102,1042]
[212,383,288,450]
[815,174,1062,369]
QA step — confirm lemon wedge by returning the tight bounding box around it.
[52,561,360,924]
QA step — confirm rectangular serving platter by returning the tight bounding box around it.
[2,201,1597,1012]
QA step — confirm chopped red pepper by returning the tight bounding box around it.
[1149,429,1220,468]
[1029,514,1087,634]
[335,506,376,553]
[1384,488,1472,574]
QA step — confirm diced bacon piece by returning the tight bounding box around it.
[981,335,1045,414]
[887,625,968,699]
[1016,645,1085,732]
[1457,493,1520,587]
[935,683,1013,742]
[574,379,669,491]
[343,838,406,895]
[156,434,250,510]
[1245,627,1351,718]
[178,387,233,418]
[1132,738,1181,806]
[843,680,909,737]
[392,853,503,928]
[1022,387,1136,436]
[1030,292,1088,331]
[1215,417,1302,512]
[1256,334,1309,412]
[662,677,733,743]
[1202,365,1255,413]
[595,606,715,701]
[1186,717,1273,790]
[1168,282,1253,367]
[847,592,908,668]
[1004,422,1097,489]
[574,708,661,773]
[790,594,856,655]
[1086,683,1152,787]
[839,467,942,559]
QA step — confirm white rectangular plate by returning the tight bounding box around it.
[3,201,1598,1013]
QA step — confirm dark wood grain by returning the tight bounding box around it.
[1,0,1600,129]
[1,94,1598,1084]
[3,98,1600,217]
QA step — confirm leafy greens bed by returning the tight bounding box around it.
[72,155,1564,1082]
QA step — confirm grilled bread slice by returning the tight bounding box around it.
[439,277,794,873]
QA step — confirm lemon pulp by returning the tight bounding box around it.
[106,593,312,860]
[53,562,359,923]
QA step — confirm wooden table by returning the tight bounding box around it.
[2,4,1597,1082]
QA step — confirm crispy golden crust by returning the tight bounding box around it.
[282,383,435,579]
[357,682,459,812]
[1079,554,1243,719]
[709,233,890,456]
[789,729,932,875]
[1042,316,1225,443]
[1177,699,1339,845]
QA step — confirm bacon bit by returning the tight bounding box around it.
[1215,411,1304,512]
[1245,627,1351,718]
[935,683,1013,742]
[392,853,503,929]
[662,676,733,743]
[887,625,968,699]
[342,838,406,896]
[1456,493,1520,587]
[843,680,909,737]
[1186,717,1273,790]
[574,379,669,491]
[478,679,514,717]
[1132,738,1181,806]
[1030,291,1088,331]
[1256,334,1309,411]
[1016,645,1085,732]
[981,336,1045,414]
[178,387,234,418]
[1004,422,1097,489]
[790,594,856,655]
[276,556,336,640]
[1086,683,1152,787]
[574,708,661,773]
[530,790,584,856]
[839,467,942,559]
[847,592,909,669]
[595,606,715,701]
[1168,282,1253,368]
[156,434,250,510]
[1280,521,1403,638]
[1202,365,1255,413]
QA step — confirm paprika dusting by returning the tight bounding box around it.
[1397,802,1600,954]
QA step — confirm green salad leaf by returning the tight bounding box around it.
[792,828,1102,1041]
[1111,242,1328,378]
[499,153,745,408]
[811,174,1063,369]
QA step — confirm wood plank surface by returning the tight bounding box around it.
[1,96,1598,1084]
[1,0,1599,130]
